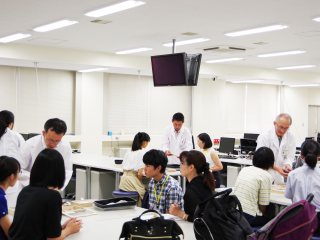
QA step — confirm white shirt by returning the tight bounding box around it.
[0,128,21,160]
[201,148,216,168]
[162,125,193,164]
[122,149,147,171]
[13,131,25,148]
[19,134,72,189]
[256,128,296,183]
[234,166,272,216]
[285,164,320,212]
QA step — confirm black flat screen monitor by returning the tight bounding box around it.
[243,133,259,140]
[20,133,29,141]
[305,137,314,141]
[219,137,235,154]
[151,52,201,86]
[240,138,257,154]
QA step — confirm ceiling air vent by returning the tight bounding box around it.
[90,19,112,24]
[203,46,246,53]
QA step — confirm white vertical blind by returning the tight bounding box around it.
[0,66,75,133]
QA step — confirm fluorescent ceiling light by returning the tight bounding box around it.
[225,24,288,37]
[289,84,320,88]
[313,17,320,22]
[206,57,243,63]
[0,33,31,43]
[33,19,78,32]
[276,65,316,70]
[78,67,108,73]
[257,50,305,58]
[229,79,264,84]
[163,38,210,47]
[85,0,146,18]
[116,47,152,54]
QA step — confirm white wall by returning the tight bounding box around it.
[0,66,75,133]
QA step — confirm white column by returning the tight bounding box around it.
[75,72,104,154]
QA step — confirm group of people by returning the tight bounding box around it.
[0,110,80,239]
[1,109,320,238]
[234,113,320,232]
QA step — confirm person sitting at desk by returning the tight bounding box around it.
[9,149,82,240]
[169,150,215,222]
[285,140,320,233]
[197,133,223,187]
[234,147,275,227]
[119,132,150,205]
[143,149,183,214]
[0,156,20,240]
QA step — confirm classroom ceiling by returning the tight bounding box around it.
[1,0,320,73]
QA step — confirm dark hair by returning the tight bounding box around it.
[172,112,184,122]
[44,118,67,135]
[30,149,65,189]
[301,140,320,169]
[0,119,7,139]
[143,149,168,173]
[198,133,213,149]
[253,147,275,170]
[0,110,15,127]
[132,132,150,151]
[179,150,215,191]
[0,156,21,183]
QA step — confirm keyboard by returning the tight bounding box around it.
[218,155,238,160]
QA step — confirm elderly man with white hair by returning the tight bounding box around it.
[256,113,296,184]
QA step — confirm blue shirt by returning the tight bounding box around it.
[0,187,8,239]
[148,174,183,213]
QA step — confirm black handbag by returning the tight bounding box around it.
[119,209,184,239]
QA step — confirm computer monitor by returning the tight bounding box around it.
[243,133,259,140]
[28,133,39,139]
[240,138,257,154]
[305,137,314,141]
[218,137,235,154]
[20,133,29,141]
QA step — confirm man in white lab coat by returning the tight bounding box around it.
[19,118,73,190]
[256,113,296,184]
[162,112,193,164]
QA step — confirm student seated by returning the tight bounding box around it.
[169,150,215,222]
[9,149,82,240]
[0,156,20,240]
[119,132,150,204]
[285,140,320,233]
[143,149,183,213]
[234,147,275,227]
[197,133,223,187]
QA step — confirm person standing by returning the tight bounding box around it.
[256,113,296,184]
[162,112,193,164]
[19,118,72,190]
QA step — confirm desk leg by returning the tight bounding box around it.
[86,167,91,199]
[115,172,120,190]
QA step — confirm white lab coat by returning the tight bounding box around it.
[256,128,296,184]
[0,128,22,207]
[162,126,193,164]
[19,135,73,190]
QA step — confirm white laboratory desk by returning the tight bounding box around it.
[65,206,193,240]
[220,157,253,168]
[72,154,184,199]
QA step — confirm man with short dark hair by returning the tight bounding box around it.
[162,112,193,164]
[143,149,183,213]
[19,118,72,189]
[256,113,296,184]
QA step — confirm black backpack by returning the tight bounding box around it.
[193,188,253,240]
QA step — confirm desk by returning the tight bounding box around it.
[220,157,252,168]
[65,207,194,240]
[72,154,183,199]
